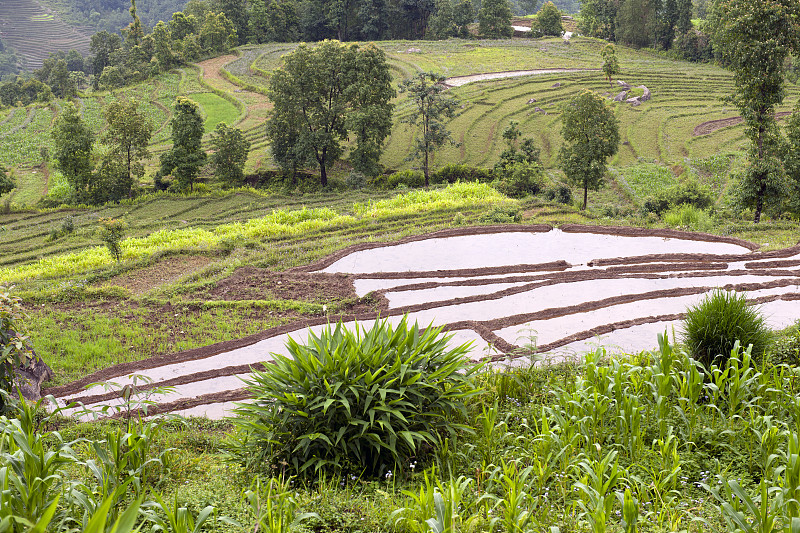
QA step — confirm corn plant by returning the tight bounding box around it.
[491,461,539,533]
[392,469,478,533]
[615,488,639,533]
[573,450,623,533]
[244,476,316,533]
[0,397,76,527]
[142,493,216,533]
[704,478,785,533]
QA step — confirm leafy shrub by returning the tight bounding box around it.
[492,163,546,198]
[770,321,800,366]
[372,170,425,189]
[228,317,480,478]
[644,180,715,215]
[99,217,126,262]
[430,164,493,184]
[43,170,73,205]
[682,290,772,369]
[346,171,367,189]
[479,205,522,223]
[662,204,713,231]
[0,287,34,412]
[544,184,573,204]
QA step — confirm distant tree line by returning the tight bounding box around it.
[579,0,712,62]
[0,0,237,106]
[0,39,21,80]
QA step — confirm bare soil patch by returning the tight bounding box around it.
[693,111,792,136]
[104,256,214,295]
[204,266,386,315]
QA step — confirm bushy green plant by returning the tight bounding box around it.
[228,317,481,478]
[479,205,522,224]
[644,180,715,215]
[545,184,573,205]
[430,164,493,184]
[372,170,426,189]
[98,218,126,262]
[682,290,772,369]
[662,204,713,231]
[0,287,33,412]
[770,321,800,366]
[493,163,546,199]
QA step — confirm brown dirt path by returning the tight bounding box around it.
[693,111,792,136]
[195,55,272,129]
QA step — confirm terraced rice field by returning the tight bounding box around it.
[223,38,799,194]
[0,0,90,70]
[46,226,800,419]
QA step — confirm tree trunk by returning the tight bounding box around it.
[583,185,588,210]
[319,148,328,187]
[754,180,766,223]
[424,149,429,187]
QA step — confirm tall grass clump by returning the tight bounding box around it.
[353,182,509,218]
[682,290,772,369]
[662,204,713,232]
[227,317,482,478]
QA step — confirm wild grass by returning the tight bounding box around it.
[188,92,242,132]
[0,183,504,284]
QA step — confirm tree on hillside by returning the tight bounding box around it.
[0,165,15,196]
[536,1,563,36]
[478,0,513,38]
[215,0,249,44]
[200,11,238,53]
[601,43,620,86]
[427,0,457,39]
[52,103,95,203]
[453,0,475,37]
[102,99,154,198]
[210,122,251,187]
[559,90,620,210]
[615,0,655,48]
[90,31,123,90]
[249,0,300,43]
[579,0,617,41]
[400,72,459,187]
[123,0,145,46]
[675,0,692,34]
[159,97,207,191]
[781,104,800,216]
[265,41,395,186]
[711,0,800,222]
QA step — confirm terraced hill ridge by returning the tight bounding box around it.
[0,0,90,70]
[47,226,800,420]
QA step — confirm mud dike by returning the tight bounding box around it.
[48,225,800,420]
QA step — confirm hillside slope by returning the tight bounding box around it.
[0,0,91,70]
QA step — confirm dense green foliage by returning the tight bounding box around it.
[159,97,207,191]
[52,103,95,204]
[579,0,695,52]
[400,72,459,186]
[229,317,480,477]
[0,165,14,196]
[478,0,514,38]
[711,0,800,222]
[0,288,33,412]
[683,289,772,369]
[102,98,154,198]
[534,1,563,37]
[559,90,620,209]
[601,43,619,85]
[210,122,251,186]
[266,41,394,185]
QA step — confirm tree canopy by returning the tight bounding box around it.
[400,71,459,186]
[265,40,395,186]
[160,97,208,191]
[559,90,620,210]
[479,0,514,38]
[711,0,800,222]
